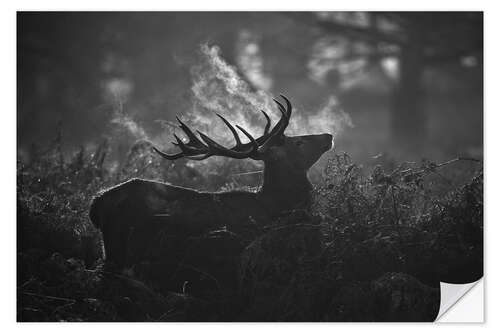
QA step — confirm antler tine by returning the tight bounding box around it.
[276,95,293,127]
[198,130,256,159]
[185,153,213,160]
[268,98,288,136]
[173,134,204,154]
[235,125,259,151]
[197,131,228,151]
[176,117,207,149]
[260,110,271,136]
[216,113,242,146]
[152,116,212,161]
[256,95,293,154]
[151,146,185,160]
[173,134,185,147]
[279,94,292,117]
[273,98,287,115]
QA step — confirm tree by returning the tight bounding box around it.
[299,12,483,152]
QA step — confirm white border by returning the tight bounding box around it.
[3,0,497,331]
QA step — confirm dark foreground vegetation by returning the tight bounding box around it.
[17,139,483,322]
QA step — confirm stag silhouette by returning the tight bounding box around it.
[90,95,333,267]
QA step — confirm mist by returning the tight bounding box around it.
[17,12,483,165]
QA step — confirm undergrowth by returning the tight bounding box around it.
[17,138,483,321]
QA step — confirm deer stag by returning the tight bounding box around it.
[90,95,333,267]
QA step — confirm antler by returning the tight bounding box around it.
[152,94,293,161]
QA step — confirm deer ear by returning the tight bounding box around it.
[254,134,288,161]
[261,146,287,162]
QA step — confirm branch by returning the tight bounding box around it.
[399,156,481,176]
[316,20,406,46]
[290,12,406,46]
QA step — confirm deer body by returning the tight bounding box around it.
[90,96,332,267]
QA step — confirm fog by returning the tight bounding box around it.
[17,12,483,166]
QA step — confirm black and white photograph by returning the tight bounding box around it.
[15,10,484,322]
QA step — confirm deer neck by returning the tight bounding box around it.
[258,160,312,213]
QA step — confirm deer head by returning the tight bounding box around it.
[91,96,333,268]
[153,95,333,207]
